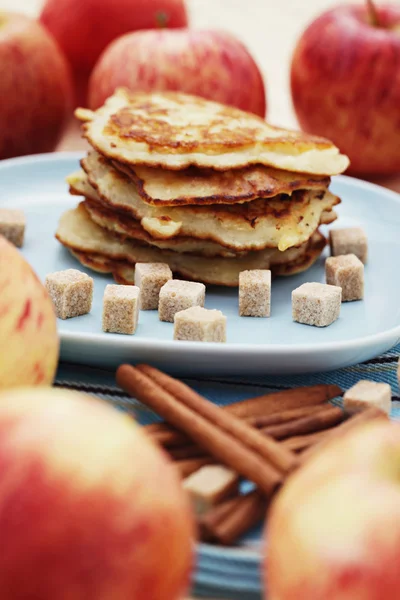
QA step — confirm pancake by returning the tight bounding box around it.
[69,235,326,286]
[76,89,349,175]
[71,151,339,252]
[113,161,330,206]
[83,200,242,258]
[83,198,337,257]
[56,203,326,287]
[70,250,117,274]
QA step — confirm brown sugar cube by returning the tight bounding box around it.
[174,306,226,343]
[0,209,26,247]
[344,380,392,415]
[329,227,368,264]
[45,269,93,320]
[158,280,205,323]
[292,282,341,327]
[325,254,364,302]
[239,269,271,317]
[183,465,239,516]
[134,262,172,310]
[102,284,140,334]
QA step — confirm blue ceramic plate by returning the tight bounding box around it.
[1,151,400,376]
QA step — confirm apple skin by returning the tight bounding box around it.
[267,420,400,600]
[39,0,188,78]
[0,236,59,390]
[88,29,267,117]
[0,387,194,599]
[0,12,72,159]
[291,5,400,176]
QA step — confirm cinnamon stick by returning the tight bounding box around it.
[200,490,267,546]
[170,444,209,461]
[137,364,298,475]
[117,365,293,494]
[281,428,335,452]
[167,405,343,462]
[245,404,330,429]
[144,384,342,447]
[227,384,342,419]
[198,492,241,543]
[260,405,344,440]
[148,404,331,449]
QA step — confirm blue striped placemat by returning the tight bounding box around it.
[55,343,400,419]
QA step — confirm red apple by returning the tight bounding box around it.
[290,3,400,176]
[39,0,188,104]
[88,29,267,117]
[0,386,194,599]
[0,12,72,159]
[0,236,59,390]
[267,419,400,599]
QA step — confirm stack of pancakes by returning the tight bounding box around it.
[57,89,349,286]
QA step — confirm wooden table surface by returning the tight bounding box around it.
[4,0,400,597]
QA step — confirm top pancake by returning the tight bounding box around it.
[76,89,350,176]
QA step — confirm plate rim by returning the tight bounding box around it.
[2,151,400,358]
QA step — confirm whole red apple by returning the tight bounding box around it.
[0,12,72,159]
[40,0,188,103]
[0,236,59,389]
[0,386,194,599]
[267,419,400,599]
[291,3,400,176]
[88,29,267,117]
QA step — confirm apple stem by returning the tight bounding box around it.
[366,0,381,27]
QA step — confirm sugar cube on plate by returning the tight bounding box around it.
[329,227,368,264]
[292,282,341,327]
[239,269,271,317]
[45,269,93,320]
[0,208,25,247]
[102,284,140,334]
[159,280,205,323]
[344,380,392,415]
[134,262,172,310]
[325,254,364,302]
[174,306,226,342]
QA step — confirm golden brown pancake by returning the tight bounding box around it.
[83,200,242,258]
[69,152,339,252]
[56,203,326,287]
[83,198,337,258]
[113,160,330,206]
[76,89,350,175]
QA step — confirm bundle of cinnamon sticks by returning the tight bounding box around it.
[116,364,388,546]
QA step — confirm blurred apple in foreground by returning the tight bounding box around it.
[0,387,194,599]
[0,236,59,390]
[267,420,400,599]
[89,29,267,117]
[291,3,400,176]
[0,12,72,159]
[40,0,188,104]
